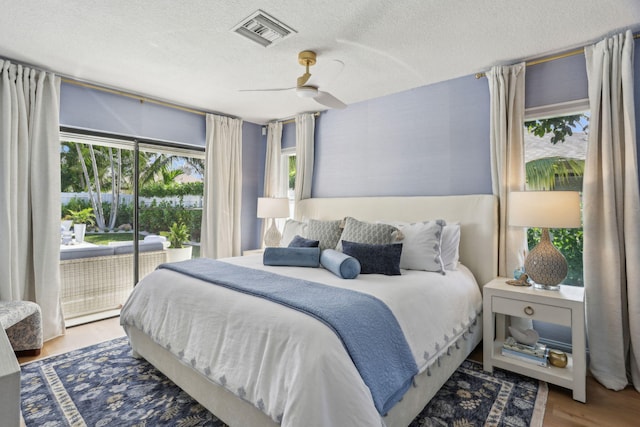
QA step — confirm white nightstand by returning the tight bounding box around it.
[482,277,586,402]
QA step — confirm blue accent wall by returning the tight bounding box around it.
[242,124,267,251]
[312,75,492,197]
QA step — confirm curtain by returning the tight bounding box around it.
[261,121,284,244]
[294,113,315,202]
[264,121,284,198]
[583,30,640,392]
[0,60,64,340]
[201,114,243,259]
[487,63,528,278]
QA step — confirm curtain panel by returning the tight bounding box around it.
[583,30,640,392]
[487,63,528,277]
[0,60,64,340]
[201,114,243,259]
[294,113,315,202]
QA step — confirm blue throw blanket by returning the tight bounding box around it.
[159,258,418,415]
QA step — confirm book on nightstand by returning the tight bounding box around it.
[502,337,549,367]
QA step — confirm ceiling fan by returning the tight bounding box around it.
[241,50,347,109]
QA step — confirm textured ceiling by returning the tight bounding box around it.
[1,1,639,124]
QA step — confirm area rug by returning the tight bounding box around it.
[21,337,547,426]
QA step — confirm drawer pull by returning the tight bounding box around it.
[524,306,535,316]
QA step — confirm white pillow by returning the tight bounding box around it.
[442,223,461,270]
[280,219,308,247]
[394,220,445,273]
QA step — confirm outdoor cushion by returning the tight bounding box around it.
[60,246,115,261]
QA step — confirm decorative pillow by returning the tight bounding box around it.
[320,249,361,279]
[307,219,343,251]
[288,235,320,248]
[442,223,461,270]
[394,220,446,274]
[280,219,308,247]
[336,217,400,251]
[263,247,320,267]
[341,240,402,276]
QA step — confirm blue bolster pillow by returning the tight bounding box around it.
[263,247,320,267]
[320,249,361,279]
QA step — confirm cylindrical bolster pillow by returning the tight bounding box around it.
[263,247,320,267]
[320,249,361,279]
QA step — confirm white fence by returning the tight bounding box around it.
[62,192,203,208]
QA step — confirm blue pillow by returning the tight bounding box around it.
[263,247,320,267]
[341,240,403,276]
[288,235,320,248]
[320,249,361,279]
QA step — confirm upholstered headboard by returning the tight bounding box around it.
[295,195,498,287]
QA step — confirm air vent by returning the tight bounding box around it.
[232,10,296,47]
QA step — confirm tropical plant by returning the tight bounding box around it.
[167,222,190,249]
[67,207,96,226]
[524,114,587,144]
[288,155,296,189]
[525,157,585,190]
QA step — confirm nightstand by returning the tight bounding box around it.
[482,277,586,402]
[242,248,265,256]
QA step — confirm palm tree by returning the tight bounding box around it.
[525,157,585,190]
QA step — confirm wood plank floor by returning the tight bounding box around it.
[18,317,640,426]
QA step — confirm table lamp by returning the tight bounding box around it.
[257,197,290,247]
[508,191,581,290]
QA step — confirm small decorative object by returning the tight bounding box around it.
[508,191,581,290]
[508,326,540,346]
[548,349,568,368]
[257,197,290,247]
[506,273,531,287]
[513,266,525,279]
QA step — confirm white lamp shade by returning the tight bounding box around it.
[257,197,290,219]
[508,191,581,228]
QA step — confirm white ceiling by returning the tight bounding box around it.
[1,1,639,124]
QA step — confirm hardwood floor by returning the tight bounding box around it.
[18,318,640,426]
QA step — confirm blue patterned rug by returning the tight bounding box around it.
[20,337,547,426]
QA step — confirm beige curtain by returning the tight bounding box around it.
[201,114,243,259]
[0,60,64,340]
[487,63,528,277]
[583,30,640,392]
[294,113,315,202]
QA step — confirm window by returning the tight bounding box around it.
[523,100,588,286]
[282,147,296,216]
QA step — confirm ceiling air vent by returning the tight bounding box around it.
[232,10,296,47]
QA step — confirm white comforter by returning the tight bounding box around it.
[120,256,482,427]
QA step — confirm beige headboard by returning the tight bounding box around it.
[295,195,498,287]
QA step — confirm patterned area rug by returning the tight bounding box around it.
[21,337,547,426]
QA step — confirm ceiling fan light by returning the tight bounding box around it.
[296,86,318,98]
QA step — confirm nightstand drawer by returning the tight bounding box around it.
[492,296,571,326]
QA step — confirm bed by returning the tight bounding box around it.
[120,194,498,427]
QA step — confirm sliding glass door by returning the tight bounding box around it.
[60,130,203,325]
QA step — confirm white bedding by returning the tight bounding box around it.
[120,255,482,427]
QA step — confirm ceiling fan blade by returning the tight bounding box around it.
[238,87,295,92]
[307,59,345,87]
[314,91,347,109]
